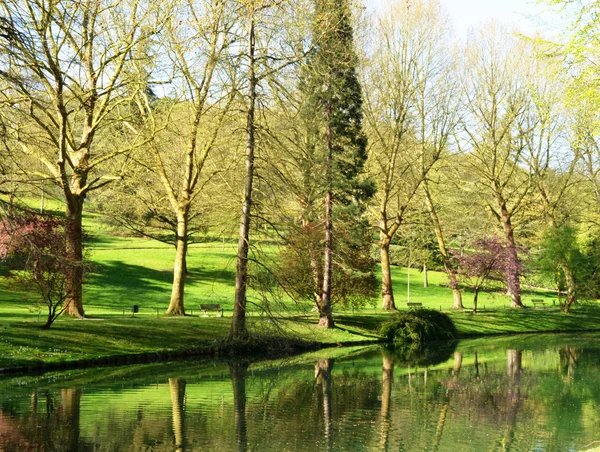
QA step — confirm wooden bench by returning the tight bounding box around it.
[406,302,423,309]
[200,304,223,317]
[531,299,546,308]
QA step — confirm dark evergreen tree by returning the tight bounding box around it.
[279,0,376,327]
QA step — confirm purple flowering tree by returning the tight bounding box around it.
[452,237,520,313]
[0,212,83,328]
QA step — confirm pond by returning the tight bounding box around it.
[1,333,600,451]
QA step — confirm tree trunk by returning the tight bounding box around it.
[562,264,577,313]
[559,346,577,382]
[64,199,85,317]
[496,191,523,307]
[380,238,396,310]
[167,210,188,315]
[424,183,463,309]
[169,378,186,451]
[304,221,323,308]
[473,288,479,313]
[423,263,428,288]
[451,288,462,310]
[507,349,522,379]
[452,351,463,379]
[230,16,256,341]
[319,100,334,329]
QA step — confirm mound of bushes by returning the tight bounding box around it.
[379,308,457,345]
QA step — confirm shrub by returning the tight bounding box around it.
[379,309,457,345]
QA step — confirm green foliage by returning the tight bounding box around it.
[536,225,600,300]
[379,308,457,345]
[275,221,377,308]
[307,0,373,203]
[578,235,600,299]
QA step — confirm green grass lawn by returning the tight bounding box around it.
[1,205,599,370]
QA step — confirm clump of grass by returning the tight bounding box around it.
[379,308,457,345]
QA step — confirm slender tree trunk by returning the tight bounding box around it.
[319,100,334,328]
[424,183,463,309]
[473,288,479,313]
[169,378,186,451]
[230,16,256,341]
[507,349,522,379]
[380,237,396,310]
[167,210,188,315]
[304,221,323,308]
[64,199,85,317]
[423,263,428,288]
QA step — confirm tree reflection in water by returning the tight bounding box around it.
[169,378,186,451]
[315,358,334,452]
[2,337,600,451]
[229,361,249,452]
[380,351,394,451]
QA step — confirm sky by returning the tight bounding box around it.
[366,0,559,38]
[437,0,548,36]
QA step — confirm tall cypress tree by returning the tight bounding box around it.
[302,0,376,327]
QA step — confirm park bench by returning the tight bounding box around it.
[531,299,546,308]
[406,302,423,309]
[200,304,223,317]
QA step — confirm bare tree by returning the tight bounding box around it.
[362,0,458,310]
[0,0,163,316]
[229,0,311,338]
[459,24,533,308]
[150,0,236,315]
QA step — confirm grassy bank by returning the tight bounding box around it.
[2,304,600,372]
[1,207,600,372]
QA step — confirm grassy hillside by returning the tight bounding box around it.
[1,203,599,371]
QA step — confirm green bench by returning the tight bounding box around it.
[406,302,423,309]
[531,299,546,308]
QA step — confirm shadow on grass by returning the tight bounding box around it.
[450,303,600,336]
[86,260,235,309]
[0,317,232,366]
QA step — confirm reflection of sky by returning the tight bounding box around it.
[364,0,561,39]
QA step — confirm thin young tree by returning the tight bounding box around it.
[363,0,458,310]
[229,0,312,338]
[154,0,236,315]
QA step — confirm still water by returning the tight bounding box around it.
[1,333,600,451]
